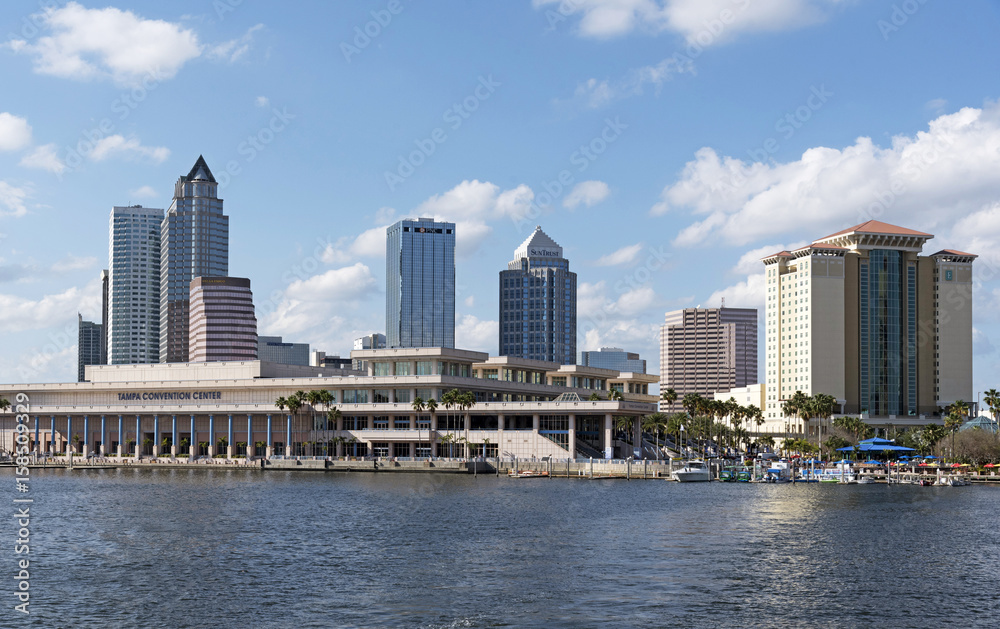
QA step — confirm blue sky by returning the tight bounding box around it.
[3,0,1000,399]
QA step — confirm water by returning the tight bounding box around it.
[5,468,998,628]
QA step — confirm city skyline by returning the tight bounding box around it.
[2,2,1000,396]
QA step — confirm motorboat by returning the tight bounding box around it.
[935,474,970,486]
[672,459,712,482]
[763,460,792,483]
[508,470,549,478]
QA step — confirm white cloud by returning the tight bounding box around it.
[285,263,377,302]
[973,327,995,356]
[130,185,158,198]
[535,0,839,41]
[565,58,693,108]
[415,180,534,257]
[706,272,766,310]
[657,104,1000,247]
[208,24,264,63]
[0,113,32,151]
[464,295,475,307]
[0,343,77,384]
[374,207,397,225]
[926,98,948,113]
[456,315,498,353]
[19,143,65,174]
[261,264,379,342]
[730,242,807,275]
[255,96,270,108]
[5,2,202,86]
[564,180,610,209]
[594,243,643,267]
[51,255,97,273]
[0,282,99,333]
[90,135,170,163]
[0,182,29,218]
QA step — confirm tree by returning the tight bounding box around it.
[666,413,686,457]
[983,389,1000,433]
[607,388,623,401]
[460,391,476,451]
[810,393,837,460]
[642,412,668,460]
[661,388,677,408]
[945,400,968,460]
[425,398,438,456]
[919,424,947,454]
[441,389,458,433]
[588,392,601,401]
[0,397,10,413]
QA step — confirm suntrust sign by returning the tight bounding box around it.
[529,248,561,257]
[117,391,223,402]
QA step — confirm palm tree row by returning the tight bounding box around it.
[673,393,763,457]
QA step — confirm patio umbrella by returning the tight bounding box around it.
[863,460,882,465]
[924,455,937,460]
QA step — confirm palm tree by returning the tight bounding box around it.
[666,413,686,457]
[614,414,634,454]
[425,398,438,456]
[607,388,623,401]
[412,396,425,455]
[588,392,601,401]
[984,389,1000,434]
[0,397,10,413]
[945,400,968,460]
[642,412,668,460]
[810,393,837,460]
[660,387,677,410]
[441,389,458,434]
[460,391,476,452]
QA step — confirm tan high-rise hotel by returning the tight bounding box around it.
[762,220,975,434]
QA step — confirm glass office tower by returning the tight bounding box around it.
[499,226,577,364]
[386,218,455,348]
[159,156,229,363]
[108,205,162,364]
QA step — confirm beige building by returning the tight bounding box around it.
[189,277,257,363]
[762,220,975,436]
[659,307,758,413]
[1,347,657,461]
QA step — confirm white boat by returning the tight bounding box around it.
[764,460,792,483]
[857,475,877,484]
[672,459,711,482]
[935,474,970,486]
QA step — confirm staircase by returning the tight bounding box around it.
[574,439,604,460]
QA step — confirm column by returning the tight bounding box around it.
[227,414,234,459]
[633,417,642,459]
[604,413,613,459]
[286,415,292,457]
[208,415,215,458]
[117,415,123,457]
[82,415,89,458]
[49,416,55,455]
[134,415,141,458]
[171,415,178,458]
[66,415,73,455]
[189,415,197,459]
[266,414,273,458]
[532,414,540,432]
[152,415,160,457]
[100,415,106,456]
[247,414,253,460]
[33,417,39,456]
[568,414,576,461]
[410,442,416,458]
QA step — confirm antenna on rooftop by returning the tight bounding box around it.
[721,296,726,308]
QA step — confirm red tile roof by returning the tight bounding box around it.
[800,244,848,251]
[761,250,793,260]
[817,220,932,240]
[931,249,977,258]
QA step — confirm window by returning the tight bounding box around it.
[373,389,390,404]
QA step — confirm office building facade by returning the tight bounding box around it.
[353,333,387,351]
[77,314,102,382]
[108,205,163,364]
[160,156,229,363]
[659,307,758,413]
[762,221,975,432]
[499,226,577,364]
[259,336,310,366]
[386,218,455,348]
[188,277,257,363]
[581,347,646,373]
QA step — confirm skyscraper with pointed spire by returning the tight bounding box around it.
[159,156,229,363]
[499,226,577,364]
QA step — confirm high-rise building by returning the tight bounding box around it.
[77,314,102,382]
[189,277,257,362]
[659,307,758,413]
[386,218,455,348]
[581,347,646,373]
[160,156,229,363]
[353,333,387,351]
[762,220,975,432]
[499,226,577,364]
[108,205,163,364]
[100,269,109,365]
[258,336,310,365]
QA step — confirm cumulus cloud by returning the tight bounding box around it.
[0,282,99,333]
[5,2,202,85]
[19,143,65,174]
[563,180,610,209]
[0,182,29,218]
[706,272,767,310]
[594,243,644,267]
[456,314,498,353]
[255,96,270,108]
[656,104,1000,247]
[129,185,158,199]
[0,113,32,151]
[90,135,170,163]
[285,263,377,302]
[51,255,97,274]
[535,0,838,41]
[730,242,807,275]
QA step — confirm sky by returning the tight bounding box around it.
[2,0,1000,399]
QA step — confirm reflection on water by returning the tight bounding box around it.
[7,468,998,628]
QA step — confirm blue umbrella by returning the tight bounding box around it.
[862,460,882,465]
[923,455,937,460]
